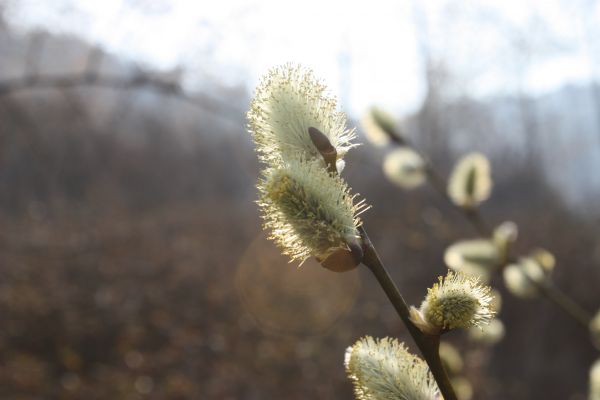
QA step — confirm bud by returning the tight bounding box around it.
[419,271,495,332]
[502,255,552,298]
[469,318,505,345]
[529,247,555,272]
[248,64,356,167]
[447,153,492,208]
[444,239,500,283]
[451,376,474,400]
[493,221,518,261]
[258,157,367,265]
[590,310,600,350]
[439,341,463,375]
[590,359,600,400]
[383,147,427,189]
[360,106,397,146]
[345,336,439,400]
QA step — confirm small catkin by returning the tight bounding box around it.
[383,147,427,189]
[419,271,495,331]
[360,106,397,146]
[447,153,492,208]
[444,239,500,282]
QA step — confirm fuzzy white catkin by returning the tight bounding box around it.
[529,248,555,271]
[503,254,553,298]
[345,336,439,400]
[419,271,495,331]
[360,106,397,146]
[447,153,492,208]
[248,64,356,167]
[257,157,367,263]
[383,147,427,189]
[444,239,500,283]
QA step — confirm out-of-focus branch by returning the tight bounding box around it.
[0,70,245,123]
[383,127,593,328]
[532,278,592,327]
[504,255,593,328]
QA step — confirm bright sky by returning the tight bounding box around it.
[5,0,599,117]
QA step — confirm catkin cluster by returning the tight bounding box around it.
[248,64,366,264]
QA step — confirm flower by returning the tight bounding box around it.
[257,157,367,264]
[360,106,397,146]
[383,147,427,189]
[417,271,495,332]
[345,336,439,400]
[444,239,500,282]
[447,153,492,208]
[248,64,356,167]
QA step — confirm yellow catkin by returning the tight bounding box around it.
[420,271,495,330]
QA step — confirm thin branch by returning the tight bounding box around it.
[386,127,593,328]
[309,130,457,399]
[0,71,245,123]
[533,279,592,327]
[359,226,458,400]
[503,252,593,328]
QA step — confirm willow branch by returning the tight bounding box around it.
[386,128,593,327]
[504,252,593,328]
[360,226,458,400]
[309,128,457,399]
[532,279,592,327]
